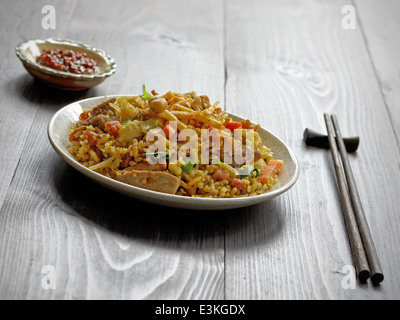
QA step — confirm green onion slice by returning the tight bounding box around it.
[182,158,195,173]
[142,84,152,101]
[145,151,170,159]
[252,168,261,177]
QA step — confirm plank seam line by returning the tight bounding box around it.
[223,0,227,300]
[353,0,400,153]
[223,0,228,113]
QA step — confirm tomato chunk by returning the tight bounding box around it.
[79,110,90,121]
[87,131,99,147]
[104,121,121,137]
[162,121,177,138]
[213,168,230,181]
[231,178,245,191]
[239,119,260,131]
[259,160,283,185]
[186,187,197,196]
[240,119,252,129]
[225,121,242,131]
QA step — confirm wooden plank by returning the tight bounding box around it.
[224,0,400,299]
[0,0,92,207]
[0,0,225,299]
[0,1,53,208]
[354,0,400,142]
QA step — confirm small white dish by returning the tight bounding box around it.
[48,95,299,210]
[16,38,117,91]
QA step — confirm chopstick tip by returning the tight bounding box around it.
[358,270,370,283]
[371,272,384,285]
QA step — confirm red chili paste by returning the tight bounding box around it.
[37,49,99,74]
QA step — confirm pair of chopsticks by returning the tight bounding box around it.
[324,114,383,284]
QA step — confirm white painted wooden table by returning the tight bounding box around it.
[0,0,399,300]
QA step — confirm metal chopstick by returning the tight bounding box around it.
[331,114,384,284]
[324,113,370,282]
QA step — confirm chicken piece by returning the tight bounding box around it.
[116,170,180,194]
[93,146,103,162]
[88,114,108,132]
[69,126,86,141]
[78,98,119,128]
[254,147,263,161]
[125,162,167,171]
[78,112,120,133]
[119,153,132,169]
[89,98,117,117]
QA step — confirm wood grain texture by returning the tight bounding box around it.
[1,0,400,300]
[224,0,400,299]
[0,0,225,300]
[354,0,400,143]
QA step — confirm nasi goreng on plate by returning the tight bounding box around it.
[68,87,283,197]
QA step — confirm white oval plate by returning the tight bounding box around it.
[48,96,299,210]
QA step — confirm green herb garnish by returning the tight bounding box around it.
[252,168,261,177]
[145,151,170,159]
[142,84,152,101]
[182,158,195,173]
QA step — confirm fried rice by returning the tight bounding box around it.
[68,87,283,197]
